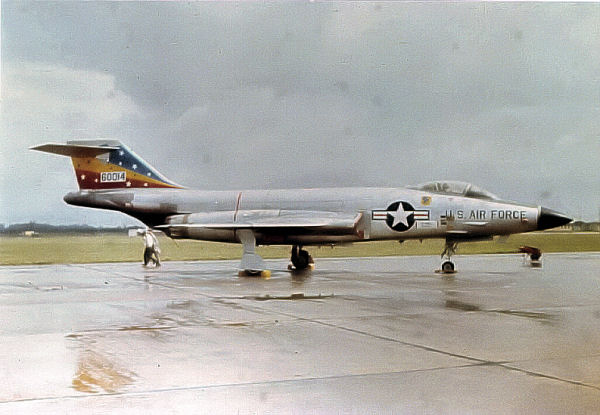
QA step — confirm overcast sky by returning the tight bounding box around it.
[2,1,599,226]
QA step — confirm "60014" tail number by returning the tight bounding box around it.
[100,171,126,183]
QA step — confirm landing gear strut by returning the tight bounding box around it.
[439,240,458,274]
[237,229,271,278]
[289,245,314,271]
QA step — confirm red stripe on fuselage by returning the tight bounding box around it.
[73,168,179,189]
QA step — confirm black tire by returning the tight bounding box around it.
[292,249,310,270]
[441,261,455,273]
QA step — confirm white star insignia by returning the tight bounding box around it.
[132,164,137,170]
[126,181,131,187]
[144,183,148,187]
[94,179,98,183]
[389,203,413,228]
[119,161,122,166]
[80,174,86,180]
[119,150,124,156]
[147,172,151,176]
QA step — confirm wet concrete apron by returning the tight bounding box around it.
[1,253,600,413]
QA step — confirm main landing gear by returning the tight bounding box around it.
[438,240,458,274]
[236,231,314,278]
[237,229,271,278]
[288,245,314,271]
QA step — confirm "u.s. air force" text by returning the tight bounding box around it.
[445,210,527,220]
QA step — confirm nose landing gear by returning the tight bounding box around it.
[438,240,458,274]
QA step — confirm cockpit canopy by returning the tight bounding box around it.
[408,181,499,200]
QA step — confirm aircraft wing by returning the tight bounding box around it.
[157,210,364,236]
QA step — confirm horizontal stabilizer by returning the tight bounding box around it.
[30,143,119,158]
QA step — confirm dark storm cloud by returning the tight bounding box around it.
[2,2,599,224]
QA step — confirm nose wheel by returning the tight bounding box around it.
[441,261,455,273]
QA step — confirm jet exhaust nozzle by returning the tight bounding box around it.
[537,207,572,231]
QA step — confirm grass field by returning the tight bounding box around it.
[0,232,598,266]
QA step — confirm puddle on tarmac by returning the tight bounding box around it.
[491,309,558,322]
[445,300,557,323]
[118,325,175,332]
[213,298,245,310]
[246,293,334,301]
[290,270,312,283]
[37,285,64,291]
[72,350,136,394]
[166,300,197,310]
[21,282,64,291]
[208,321,251,328]
[151,312,206,328]
[445,300,481,312]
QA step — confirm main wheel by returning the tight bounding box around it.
[292,249,310,270]
[441,261,455,273]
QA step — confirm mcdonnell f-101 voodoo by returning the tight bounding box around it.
[31,140,572,276]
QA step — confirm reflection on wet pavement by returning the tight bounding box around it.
[245,293,334,301]
[71,349,136,394]
[1,253,600,412]
[492,309,558,323]
[445,299,481,312]
[445,300,559,323]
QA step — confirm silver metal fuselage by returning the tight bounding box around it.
[64,187,541,245]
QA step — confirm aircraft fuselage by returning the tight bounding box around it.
[64,187,542,245]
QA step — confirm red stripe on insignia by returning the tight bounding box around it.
[372,212,388,219]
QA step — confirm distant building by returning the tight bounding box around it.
[571,221,600,232]
[544,223,572,232]
[543,221,600,232]
[128,229,142,238]
[20,230,40,237]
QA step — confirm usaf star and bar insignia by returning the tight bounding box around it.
[372,201,430,232]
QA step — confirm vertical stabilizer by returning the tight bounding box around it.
[30,140,183,190]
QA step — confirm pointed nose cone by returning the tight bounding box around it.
[537,207,572,231]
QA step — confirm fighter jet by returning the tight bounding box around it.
[31,140,572,276]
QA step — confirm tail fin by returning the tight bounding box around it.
[31,140,183,190]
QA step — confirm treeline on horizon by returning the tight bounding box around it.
[1,220,598,236]
[0,222,140,235]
